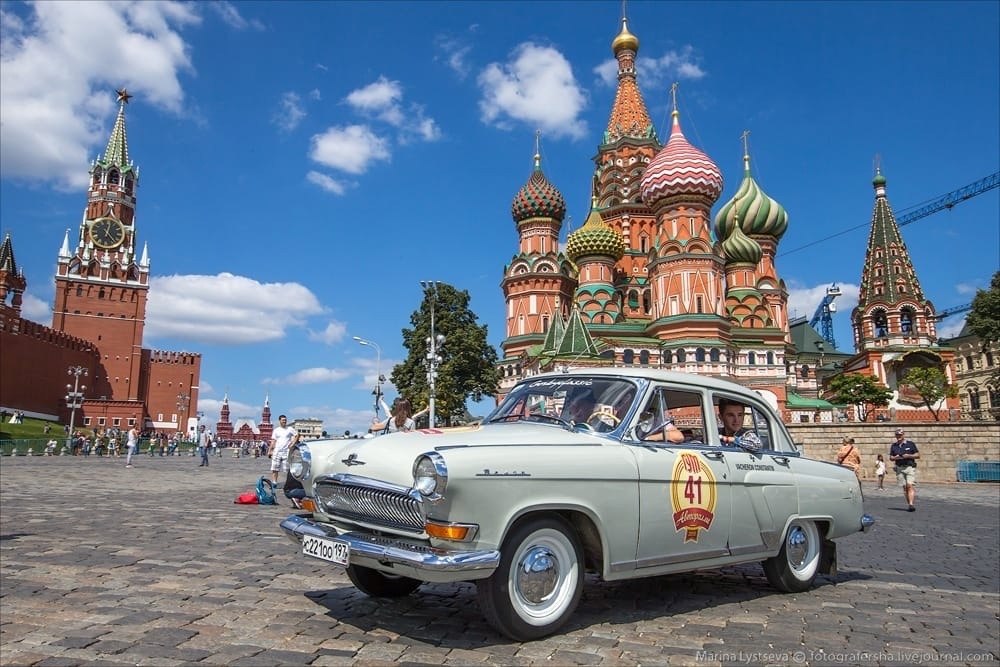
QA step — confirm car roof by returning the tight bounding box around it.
[532,367,760,400]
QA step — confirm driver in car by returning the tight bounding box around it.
[563,389,597,426]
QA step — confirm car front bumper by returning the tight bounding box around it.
[861,513,875,532]
[279,513,500,583]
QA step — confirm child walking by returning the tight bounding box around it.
[875,453,886,490]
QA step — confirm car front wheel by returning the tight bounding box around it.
[346,564,422,597]
[477,515,584,641]
[762,518,821,592]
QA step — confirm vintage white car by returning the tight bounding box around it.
[280,368,873,640]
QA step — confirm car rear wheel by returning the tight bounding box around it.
[477,515,583,641]
[763,519,821,592]
[346,564,422,597]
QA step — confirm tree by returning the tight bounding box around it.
[390,282,500,426]
[900,366,958,421]
[827,373,892,422]
[966,271,1000,346]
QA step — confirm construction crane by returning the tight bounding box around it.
[809,284,842,350]
[896,172,999,227]
[932,303,972,321]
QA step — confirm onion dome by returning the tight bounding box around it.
[511,152,566,223]
[721,219,763,265]
[714,153,788,241]
[639,110,723,209]
[873,170,887,188]
[566,198,625,262]
[611,17,639,54]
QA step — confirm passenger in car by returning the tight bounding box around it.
[718,398,750,446]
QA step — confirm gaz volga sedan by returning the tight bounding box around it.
[280,368,873,641]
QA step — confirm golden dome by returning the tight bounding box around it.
[611,17,639,54]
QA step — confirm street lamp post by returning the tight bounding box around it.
[65,366,88,450]
[420,281,445,428]
[175,393,190,441]
[353,336,385,415]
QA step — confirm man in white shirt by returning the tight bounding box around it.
[125,425,139,468]
[268,415,299,485]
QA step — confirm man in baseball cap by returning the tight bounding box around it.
[889,428,920,511]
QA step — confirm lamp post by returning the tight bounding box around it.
[420,280,445,428]
[65,366,88,449]
[176,393,190,441]
[353,336,385,415]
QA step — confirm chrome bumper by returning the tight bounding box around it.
[279,514,500,582]
[860,513,875,532]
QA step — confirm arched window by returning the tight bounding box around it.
[623,349,635,365]
[900,307,915,334]
[542,316,549,332]
[748,352,757,365]
[124,176,134,194]
[642,291,651,313]
[639,350,650,365]
[710,348,720,362]
[874,312,889,337]
[676,349,686,363]
[695,347,706,362]
[108,170,120,185]
[968,388,981,411]
[801,364,810,378]
[767,351,775,365]
[663,349,673,364]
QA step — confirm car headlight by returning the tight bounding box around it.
[289,444,311,481]
[412,452,447,498]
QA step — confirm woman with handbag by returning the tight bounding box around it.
[836,436,862,477]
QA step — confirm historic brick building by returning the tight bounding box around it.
[0,90,202,435]
[499,17,795,412]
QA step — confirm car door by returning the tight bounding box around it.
[710,392,799,555]
[631,386,733,569]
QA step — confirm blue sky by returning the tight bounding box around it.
[1,1,997,435]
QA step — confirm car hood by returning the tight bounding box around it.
[306,422,606,488]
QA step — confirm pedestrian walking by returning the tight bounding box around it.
[889,428,920,511]
[125,425,138,468]
[875,454,886,490]
[268,415,299,486]
[836,436,862,478]
[197,425,211,467]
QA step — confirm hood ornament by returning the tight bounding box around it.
[341,453,366,466]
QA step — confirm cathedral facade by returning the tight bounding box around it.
[499,18,795,413]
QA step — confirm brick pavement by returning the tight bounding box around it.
[0,455,997,666]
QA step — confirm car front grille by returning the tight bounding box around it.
[313,476,424,533]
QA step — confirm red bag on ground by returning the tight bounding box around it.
[234,491,259,504]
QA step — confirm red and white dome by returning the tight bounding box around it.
[640,111,723,208]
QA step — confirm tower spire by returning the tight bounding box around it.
[533,129,541,170]
[741,129,751,172]
[605,12,655,143]
[103,88,132,167]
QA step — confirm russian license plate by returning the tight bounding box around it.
[302,534,349,566]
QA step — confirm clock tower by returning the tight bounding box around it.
[52,89,149,402]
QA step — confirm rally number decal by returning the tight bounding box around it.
[669,451,718,542]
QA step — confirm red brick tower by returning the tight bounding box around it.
[216,392,234,442]
[258,394,274,444]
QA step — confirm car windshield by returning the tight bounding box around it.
[486,376,639,432]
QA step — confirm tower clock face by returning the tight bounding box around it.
[91,217,126,249]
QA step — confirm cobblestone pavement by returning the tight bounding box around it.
[1,455,997,666]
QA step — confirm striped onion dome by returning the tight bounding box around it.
[565,198,625,262]
[721,219,763,265]
[715,153,788,241]
[511,152,566,223]
[639,110,723,208]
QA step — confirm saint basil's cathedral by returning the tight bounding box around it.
[497,17,958,419]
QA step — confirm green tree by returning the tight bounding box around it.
[965,271,1000,345]
[901,366,958,421]
[827,373,892,422]
[390,282,500,426]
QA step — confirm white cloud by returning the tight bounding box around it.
[309,124,390,175]
[206,1,265,31]
[306,170,349,195]
[145,272,324,344]
[434,34,473,79]
[264,367,352,385]
[345,76,402,112]
[478,43,587,139]
[308,88,321,101]
[274,91,306,132]
[0,1,199,189]
[955,282,982,295]
[344,77,441,144]
[594,46,707,89]
[786,282,860,324]
[19,293,51,322]
[308,321,347,345]
[936,317,967,340]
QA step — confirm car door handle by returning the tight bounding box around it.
[702,451,724,460]
[771,456,790,465]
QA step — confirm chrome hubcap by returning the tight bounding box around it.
[515,546,558,604]
[786,525,808,569]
